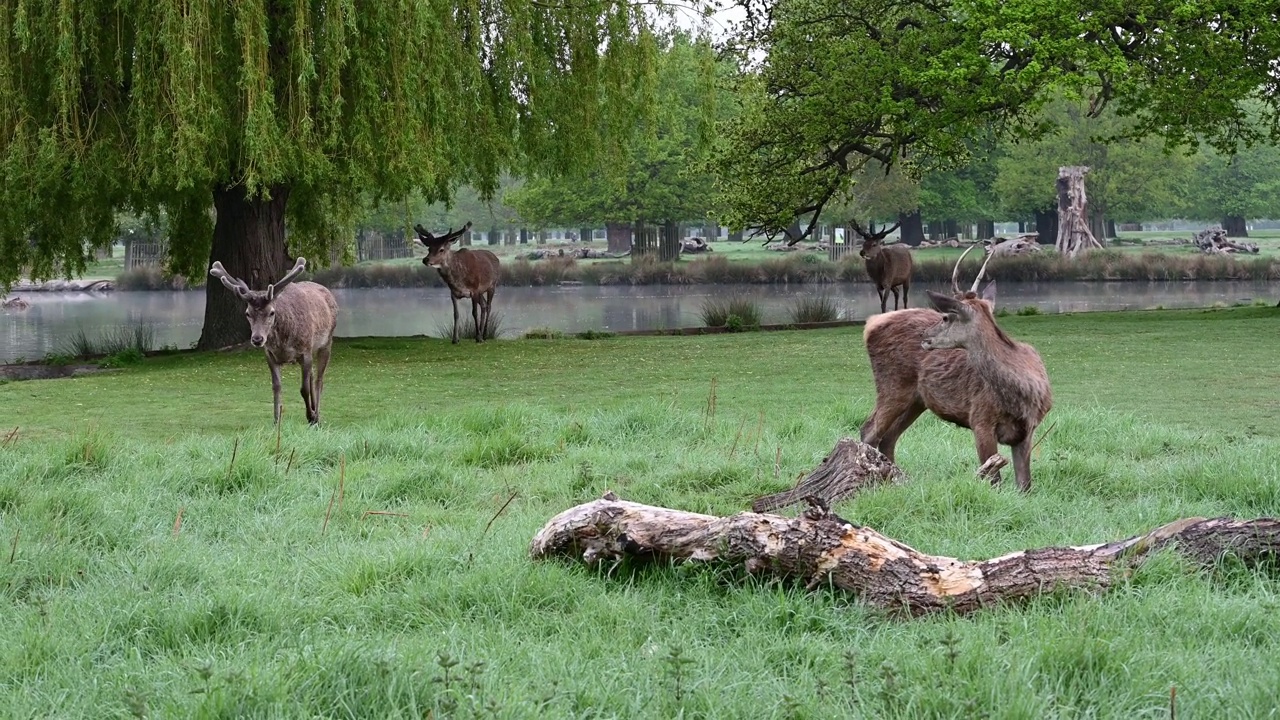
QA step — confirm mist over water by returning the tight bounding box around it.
[2,281,1273,363]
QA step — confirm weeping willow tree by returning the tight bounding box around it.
[0,1,664,348]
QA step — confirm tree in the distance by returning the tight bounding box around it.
[2,1,662,348]
[1188,143,1280,238]
[509,34,724,261]
[711,0,1280,242]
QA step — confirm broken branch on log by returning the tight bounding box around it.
[530,495,1280,616]
[751,437,903,512]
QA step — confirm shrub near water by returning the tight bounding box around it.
[699,295,763,329]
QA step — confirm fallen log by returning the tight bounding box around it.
[530,495,1280,616]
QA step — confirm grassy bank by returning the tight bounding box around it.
[3,307,1280,717]
[112,248,1280,291]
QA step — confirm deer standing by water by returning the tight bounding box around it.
[209,258,338,425]
[854,219,913,314]
[858,245,1053,491]
[415,221,500,344]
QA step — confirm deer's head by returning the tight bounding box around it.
[852,219,901,259]
[209,258,307,348]
[920,245,998,351]
[415,222,472,269]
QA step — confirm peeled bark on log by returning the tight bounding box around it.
[751,438,903,513]
[1193,226,1259,254]
[531,496,1280,616]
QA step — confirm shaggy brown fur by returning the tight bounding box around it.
[416,221,501,344]
[209,258,338,425]
[858,282,1052,492]
[860,238,914,314]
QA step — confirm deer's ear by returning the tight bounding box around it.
[926,290,962,314]
[980,280,998,305]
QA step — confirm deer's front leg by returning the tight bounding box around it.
[1011,438,1033,493]
[451,295,461,345]
[300,355,317,424]
[269,362,283,426]
[973,426,1002,485]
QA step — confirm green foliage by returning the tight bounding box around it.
[789,294,843,324]
[1188,141,1280,223]
[1,0,666,286]
[699,295,762,329]
[508,35,727,227]
[712,0,1280,238]
[994,97,1197,221]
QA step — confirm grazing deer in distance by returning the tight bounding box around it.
[415,221,500,344]
[858,244,1053,491]
[209,258,338,425]
[854,219,913,314]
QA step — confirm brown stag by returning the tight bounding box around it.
[854,219,913,314]
[415,221,500,344]
[209,258,339,425]
[858,245,1053,491]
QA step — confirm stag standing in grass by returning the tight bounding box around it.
[858,245,1052,491]
[855,219,913,314]
[209,258,338,425]
[415,221,500,344]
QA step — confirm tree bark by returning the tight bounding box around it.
[1105,219,1117,239]
[752,438,903,513]
[1223,215,1249,237]
[898,211,924,246]
[196,185,292,350]
[1055,166,1103,257]
[942,219,960,240]
[532,495,1280,617]
[976,219,995,240]
[658,220,681,262]
[1033,208,1057,245]
[606,222,632,253]
[631,221,656,260]
[580,226,594,244]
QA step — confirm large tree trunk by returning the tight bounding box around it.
[1223,215,1249,237]
[532,495,1280,617]
[606,222,632,253]
[631,221,657,260]
[1055,166,1103,257]
[1033,208,1057,245]
[196,185,292,350]
[658,220,681,262]
[898,210,924,246]
[580,226,594,244]
[976,219,995,240]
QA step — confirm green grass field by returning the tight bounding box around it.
[3,307,1280,717]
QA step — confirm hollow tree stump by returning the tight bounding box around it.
[530,495,1280,616]
[751,438,904,512]
[1055,166,1104,257]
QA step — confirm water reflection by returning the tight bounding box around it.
[2,281,1274,363]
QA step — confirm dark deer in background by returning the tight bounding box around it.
[854,219,912,314]
[415,221,500,344]
[209,258,338,425]
[858,245,1053,491]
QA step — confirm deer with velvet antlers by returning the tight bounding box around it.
[858,245,1052,491]
[415,221,500,344]
[209,258,338,426]
[854,219,913,314]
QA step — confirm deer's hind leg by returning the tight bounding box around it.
[860,398,925,463]
[481,288,495,339]
[450,295,461,345]
[471,296,483,343]
[890,286,901,310]
[900,282,909,309]
[313,345,331,422]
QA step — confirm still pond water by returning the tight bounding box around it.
[2,281,1275,363]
